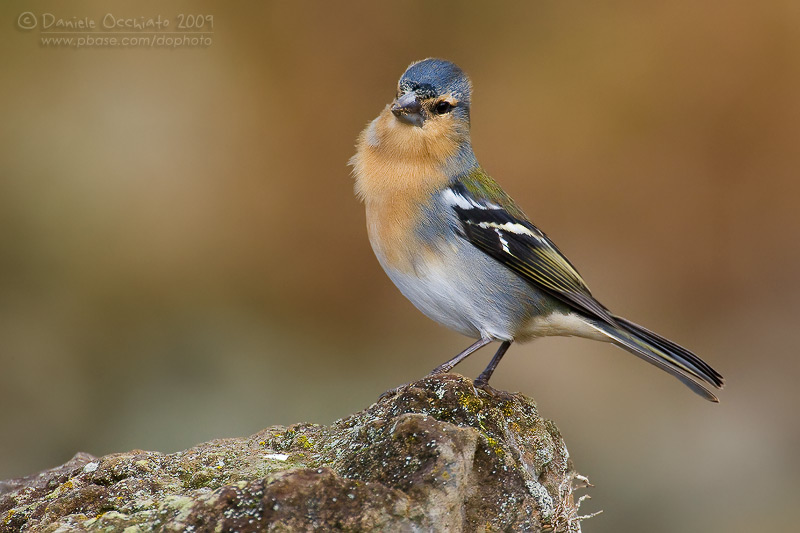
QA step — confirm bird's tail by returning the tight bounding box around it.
[587,315,725,402]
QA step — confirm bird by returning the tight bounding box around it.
[350,58,724,401]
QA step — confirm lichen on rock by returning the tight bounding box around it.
[0,374,592,532]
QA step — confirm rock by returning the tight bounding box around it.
[0,374,592,532]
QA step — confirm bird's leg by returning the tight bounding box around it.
[430,337,493,375]
[474,340,512,387]
[380,337,493,401]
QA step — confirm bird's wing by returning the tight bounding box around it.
[444,181,616,325]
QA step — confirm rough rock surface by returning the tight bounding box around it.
[0,374,591,532]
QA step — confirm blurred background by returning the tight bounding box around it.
[2,1,798,531]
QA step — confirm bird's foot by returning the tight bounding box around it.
[473,368,494,389]
[378,383,407,401]
[473,377,495,392]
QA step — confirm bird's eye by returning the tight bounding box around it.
[434,101,453,115]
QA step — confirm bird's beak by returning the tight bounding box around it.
[391,92,424,126]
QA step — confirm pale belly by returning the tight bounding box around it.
[377,238,566,342]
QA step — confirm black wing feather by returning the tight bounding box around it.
[453,203,616,326]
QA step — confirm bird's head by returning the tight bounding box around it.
[350,59,476,197]
[391,58,472,133]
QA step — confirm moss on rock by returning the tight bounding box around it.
[0,374,591,532]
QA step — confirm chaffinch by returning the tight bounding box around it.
[350,58,724,401]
